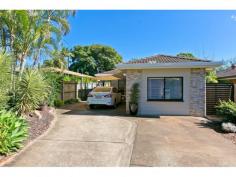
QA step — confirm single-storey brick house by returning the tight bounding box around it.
[115,54,221,117]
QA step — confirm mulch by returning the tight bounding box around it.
[26,106,55,141]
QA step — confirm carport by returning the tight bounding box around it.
[95,69,126,96]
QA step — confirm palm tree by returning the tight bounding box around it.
[0,10,29,88]
[43,50,68,70]
[31,11,75,67]
[60,47,74,68]
[0,10,75,76]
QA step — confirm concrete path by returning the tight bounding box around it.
[8,105,137,167]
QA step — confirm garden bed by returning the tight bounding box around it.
[0,107,56,165]
[27,106,56,141]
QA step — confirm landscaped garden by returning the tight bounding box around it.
[204,100,236,145]
[215,100,236,144]
[0,10,76,160]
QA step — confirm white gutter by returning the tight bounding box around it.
[116,62,222,70]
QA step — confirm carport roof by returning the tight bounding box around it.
[43,67,96,79]
[95,69,123,80]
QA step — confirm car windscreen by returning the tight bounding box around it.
[93,87,111,92]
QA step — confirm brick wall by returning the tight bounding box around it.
[189,68,206,117]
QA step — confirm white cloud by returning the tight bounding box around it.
[231,15,236,21]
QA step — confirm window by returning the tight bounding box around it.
[147,77,183,101]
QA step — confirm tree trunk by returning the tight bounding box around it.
[19,57,26,77]
[10,33,15,88]
[19,49,29,77]
[32,49,40,67]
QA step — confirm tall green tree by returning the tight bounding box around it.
[177,52,196,58]
[60,47,74,68]
[43,49,69,69]
[0,53,11,109]
[0,10,75,76]
[69,44,122,75]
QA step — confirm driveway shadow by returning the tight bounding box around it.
[57,102,160,119]
[195,120,225,134]
[58,102,129,117]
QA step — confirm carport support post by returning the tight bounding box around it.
[75,82,78,99]
[61,81,64,101]
[233,83,236,102]
[228,80,236,102]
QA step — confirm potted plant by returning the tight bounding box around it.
[129,83,140,115]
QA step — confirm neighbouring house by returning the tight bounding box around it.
[217,64,236,101]
[112,54,221,117]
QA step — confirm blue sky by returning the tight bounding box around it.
[63,10,236,62]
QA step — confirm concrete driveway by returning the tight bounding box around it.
[7,103,236,166]
[131,116,236,166]
[8,104,136,167]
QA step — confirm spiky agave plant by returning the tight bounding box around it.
[14,69,51,115]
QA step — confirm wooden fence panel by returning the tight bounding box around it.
[62,81,77,101]
[206,83,234,115]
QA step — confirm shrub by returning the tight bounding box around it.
[42,71,63,107]
[54,99,64,107]
[222,122,236,133]
[14,69,50,114]
[64,98,80,105]
[0,53,11,109]
[216,100,236,123]
[0,110,28,155]
[129,83,140,104]
[206,70,218,83]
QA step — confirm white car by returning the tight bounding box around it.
[87,87,121,108]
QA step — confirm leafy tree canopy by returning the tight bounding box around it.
[43,47,73,69]
[69,44,122,76]
[206,70,218,83]
[0,10,75,75]
[177,52,196,58]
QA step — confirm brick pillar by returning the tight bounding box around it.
[189,68,206,117]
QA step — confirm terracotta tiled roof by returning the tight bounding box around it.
[217,65,236,78]
[126,54,210,64]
